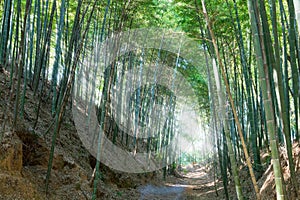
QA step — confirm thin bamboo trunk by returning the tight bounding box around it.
[46,0,97,193]
[248,0,286,198]
[202,1,261,199]
[213,57,243,199]
[51,0,66,115]
[269,0,298,195]
[287,0,300,141]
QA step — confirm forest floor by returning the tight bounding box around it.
[144,165,226,200]
[1,69,300,199]
[136,164,224,200]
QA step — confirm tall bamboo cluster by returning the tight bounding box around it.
[0,0,212,198]
[197,0,300,199]
[1,0,300,199]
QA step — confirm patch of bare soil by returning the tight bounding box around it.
[183,169,223,199]
[0,70,152,199]
[256,143,300,200]
[220,142,300,200]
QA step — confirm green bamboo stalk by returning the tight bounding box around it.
[213,57,244,199]
[51,0,66,115]
[20,0,33,118]
[231,0,261,170]
[278,0,291,146]
[34,0,56,129]
[32,0,41,91]
[46,0,97,193]
[287,0,300,141]
[14,0,30,128]
[202,1,261,199]
[92,0,111,198]
[0,0,12,70]
[248,0,285,198]
[270,0,298,194]
[259,0,283,144]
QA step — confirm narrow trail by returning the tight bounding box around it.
[181,166,224,199]
[139,165,225,200]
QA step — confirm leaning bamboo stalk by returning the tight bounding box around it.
[201,1,261,199]
[213,58,244,200]
[46,0,97,193]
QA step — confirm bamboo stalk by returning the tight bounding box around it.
[201,1,261,199]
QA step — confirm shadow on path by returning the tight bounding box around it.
[138,165,225,200]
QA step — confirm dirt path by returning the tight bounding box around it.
[138,166,225,200]
[181,166,224,199]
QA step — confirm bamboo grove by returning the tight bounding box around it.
[0,0,299,199]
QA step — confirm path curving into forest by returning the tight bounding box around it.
[138,165,224,200]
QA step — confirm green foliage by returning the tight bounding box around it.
[1,0,299,198]
[116,191,123,197]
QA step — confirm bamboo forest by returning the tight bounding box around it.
[0,0,300,199]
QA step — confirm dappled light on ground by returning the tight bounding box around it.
[137,164,225,199]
